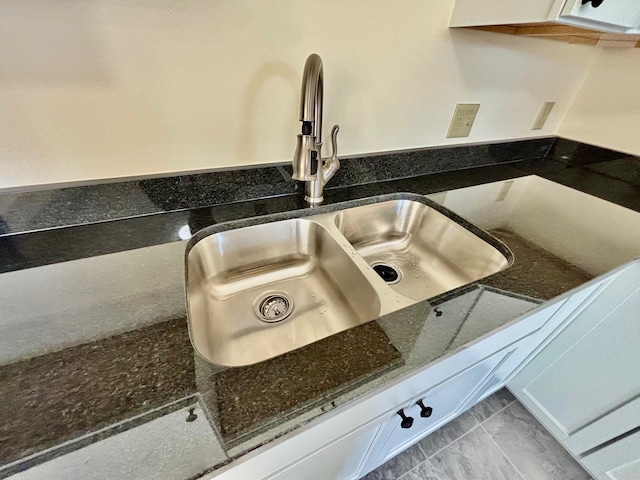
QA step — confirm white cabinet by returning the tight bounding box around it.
[509,261,640,455]
[559,0,640,31]
[450,0,640,38]
[510,260,640,479]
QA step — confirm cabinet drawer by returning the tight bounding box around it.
[559,0,640,31]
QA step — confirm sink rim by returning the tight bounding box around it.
[185,193,514,367]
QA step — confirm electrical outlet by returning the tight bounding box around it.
[532,101,556,130]
[447,104,480,138]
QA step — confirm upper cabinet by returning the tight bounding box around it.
[560,0,640,31]
[451,0,640,48]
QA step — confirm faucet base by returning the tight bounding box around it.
[305,178,325,205]
[304,195,324,205]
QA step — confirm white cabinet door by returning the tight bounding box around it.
[559,0,640,31]
[510,261,640,454]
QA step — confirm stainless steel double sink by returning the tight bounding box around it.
[186,194,512,367]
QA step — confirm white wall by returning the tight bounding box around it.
[431,176,640,276]
[558,48,640,157]
[0,0,599,190]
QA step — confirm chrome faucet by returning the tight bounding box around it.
[292,54,340,205]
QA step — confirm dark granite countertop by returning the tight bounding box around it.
[1,137,639,479]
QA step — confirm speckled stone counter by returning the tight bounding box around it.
[1,137,638,479]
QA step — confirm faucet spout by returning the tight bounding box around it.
[291,54,340,205]
[300,54,323,142]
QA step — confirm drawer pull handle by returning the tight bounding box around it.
[581,0,604,7]
[397,409,414,429]
[416,400,433,418]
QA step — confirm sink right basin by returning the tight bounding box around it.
[334,199,511,302]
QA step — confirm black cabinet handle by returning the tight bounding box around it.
[416,400,433,418]
[397,409,414,429]
[582,0,605,7]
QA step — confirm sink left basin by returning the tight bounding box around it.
[186,218,381,367]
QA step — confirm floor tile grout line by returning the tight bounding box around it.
[425,458,444,480]
[480,423,528,480]
[395,458,444,480]
[474,396,517,425]
[395,461,422,480]
[416,439,429,460]
[415,411,482,460]
[382,394,520,479]
[412,395,519,473]
[424,423,483,460]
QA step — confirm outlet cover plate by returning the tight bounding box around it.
[447,104,480,138]
[532,101,556,130]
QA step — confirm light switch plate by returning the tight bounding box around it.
[532,101,556,130]
[447,103,480,138]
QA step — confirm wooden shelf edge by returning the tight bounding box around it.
[457,22,640,48]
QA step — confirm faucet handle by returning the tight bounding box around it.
[330,125,339,160]
[322,124,340,184]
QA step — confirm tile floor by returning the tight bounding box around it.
[362,388,592,480]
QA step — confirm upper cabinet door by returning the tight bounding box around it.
[559,0,640,31]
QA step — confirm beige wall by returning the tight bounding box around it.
[0,0,599,191]
[558,48,640,157]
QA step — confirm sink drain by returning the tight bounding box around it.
[372,263,401,284]
[255,293,294,323]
